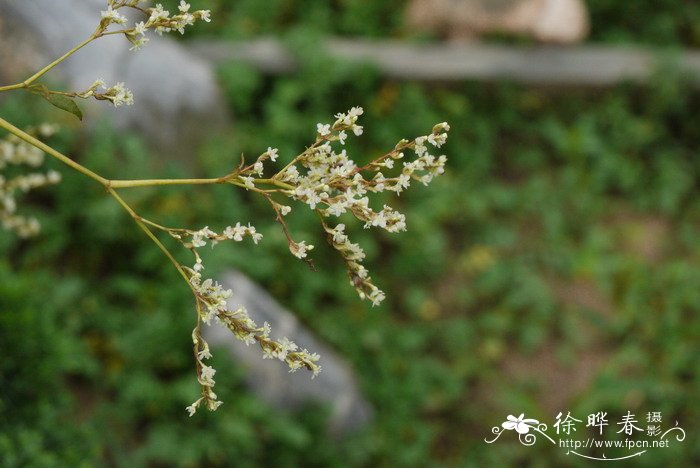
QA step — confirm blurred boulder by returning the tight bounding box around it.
[406,0,589,44]
[0,0,229,165]
[204,270,374,435]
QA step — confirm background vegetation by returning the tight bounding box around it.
[1,0,699,466]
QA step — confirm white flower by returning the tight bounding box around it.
[197,10,212,22]
[207,400,223,411]
[178,1,191,13]
[91,78,106,90]
[338,130,347,145]
[414,136,427,156]
[200,365,216,384]
[240,176,255,190]
[369,288,385,306]
[316,123,331,136]
[101,6,127,25]
[281,165,299,182]
[290,241,313,259]
[186,399,202,417]
[191,234,206,248]
[247,224,263,244]
[133,21,147,35]
[224,223,245,241]
[348,106,364,118]
[105,82,134,107]
[267,147,279,162]
[427,132,447,148]
[326,202,346,217]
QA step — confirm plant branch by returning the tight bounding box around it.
[0,35,97,92]
[0,116,108,185]
[107,187,192,287]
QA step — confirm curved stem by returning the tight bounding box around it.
[107,187,192,287]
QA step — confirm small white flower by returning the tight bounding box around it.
[427,132,447,148]
[348,106,364,118]
[101,6,127,25]
[317,123,331,136]
[338,130,347,145]
[198,10,211,22]
[178,1,191,13]
[240,176,255,190]
[186,398,203,417]
[133,21,147,36]
[290,241,313,259]
[267,147,279,162]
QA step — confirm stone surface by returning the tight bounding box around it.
[0,0,229,165]
[204,271,373,435]
[405,0,589,44]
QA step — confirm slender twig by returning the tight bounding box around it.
[110,177,227,188]
[107,187,192,287]
[0,117,108,185]
[0,35,98,92]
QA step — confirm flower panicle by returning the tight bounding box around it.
[100,1,212,53]
[269,107,449,304]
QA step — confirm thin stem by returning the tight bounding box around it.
[0,35,97,93]
[110,177,227,188]
[252,178,295,190]
[111,177,295,190]
[140,218,187,233]
[0,116,108,186]
[0,83,26,93]
[107,187,192,287]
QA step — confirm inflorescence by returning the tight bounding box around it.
[166,108,450,415]
[0,1,450,417]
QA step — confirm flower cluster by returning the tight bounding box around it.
[100,1,211,51]
[0,1,451,421]
[255,108,450,305]
[151,219,320,415]
[184,253,320,416]
[77,79,134,107]
[0,125,61,237]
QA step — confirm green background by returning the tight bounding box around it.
[1,0,699,466]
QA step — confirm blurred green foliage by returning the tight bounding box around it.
[2,1,700,466]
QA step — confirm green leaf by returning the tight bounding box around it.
[42,94,83,121]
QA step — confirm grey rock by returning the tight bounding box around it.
[204,270,373,435]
